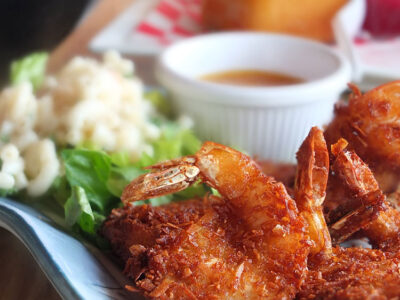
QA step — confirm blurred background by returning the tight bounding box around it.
[0,0,399,299]
[1,0,399,86]
[0,0,93,84]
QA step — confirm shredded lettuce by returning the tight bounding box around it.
[62,149,114,213]
[0,134,10,143]
[64,186,95,233]
[0,158,17,197]
[58,124,206,237]
[50,175,70,207]
[4,53,208,246]
[110,151,131,167]
[0,188,16,197]
[149,122,201,163]
[211,188,221,197]
[107,165,145,198]
[132,123,206,205]
[145,90,172,117]
[10,52,48,90]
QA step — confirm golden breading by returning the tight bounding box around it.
[103,141,312,299]
[325,82,400,194]
[258,160,296,194]
[299,247,400,299]
[102,125,400,299]
[102,200,205,262]
[103,197,308,299]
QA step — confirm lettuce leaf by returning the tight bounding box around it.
[62,149,114,212]
[59,116,206,237]
[0,187,16,197]
[64,186,95,233]
[143,122,201,165]
[50,175,71,207]
[10,52,48,90]
[0,159,17,197]
[107,165,145,198]
[132,123,207,205]
[144,90,172,117]
[4,54,208,245]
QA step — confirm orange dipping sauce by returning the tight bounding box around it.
[200,69,305,87]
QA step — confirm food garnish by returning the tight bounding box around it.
[0,52,206,242]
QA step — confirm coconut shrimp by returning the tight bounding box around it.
[293,128,400,298]
[258,160,296,195]
[325,81,400,194]
[324,81,400,255]
[103,137,400,299]
[299,246,400,299]
[321,136,400,254]
[294,127,331,257]
[363,200,400,253]
[297,137,400,299]
[106,141,311,299]
[325,138,386,244]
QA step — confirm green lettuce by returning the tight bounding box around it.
[107,165,145,198]
[107,124,206,204]
[0,188,16,197]
[146,122,201,164]
[132,123,206,205]
[56,91,205,238]
[10,52,48,90]
[4,53,208,246]
[59,124,206,236]
[145,90,172,117]
[62,149,114,213]
[0,159,16,197]
[64,186,96,234]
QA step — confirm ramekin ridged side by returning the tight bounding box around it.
[156,33,351,162]
[167,91,337,162]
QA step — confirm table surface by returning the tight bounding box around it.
[0,1,138,299]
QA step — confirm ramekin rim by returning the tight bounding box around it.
[156,32,352,107]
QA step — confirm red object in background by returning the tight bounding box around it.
[363,0,400,36]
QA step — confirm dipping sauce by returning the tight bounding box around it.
[200,69,304,86]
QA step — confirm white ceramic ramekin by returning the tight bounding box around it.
[156,32,351,162]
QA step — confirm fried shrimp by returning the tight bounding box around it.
[325,81,400,193]
[298,137,400,299]
[299,247,400,299]
[102,123,400,299]
[326,139,386,244]
[320,136,400,254]
[105,141,310,299]
[294,127,331,257]
[324,81,400,255]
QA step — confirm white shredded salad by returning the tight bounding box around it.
[0,51,160,196]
